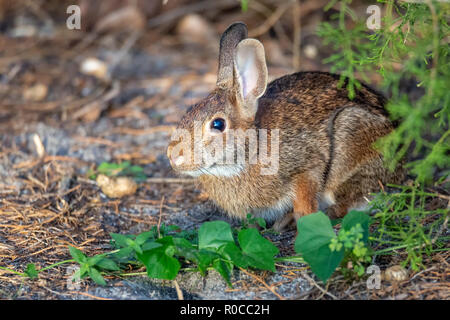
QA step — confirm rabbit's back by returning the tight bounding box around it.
[257,71,387,128]
[255,71,393,185]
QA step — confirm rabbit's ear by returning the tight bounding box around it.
[234,39,268,118]
[217,22,248,89]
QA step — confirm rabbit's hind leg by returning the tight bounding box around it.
[325,156,388,219]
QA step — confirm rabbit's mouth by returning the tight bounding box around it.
[180,164,244,178]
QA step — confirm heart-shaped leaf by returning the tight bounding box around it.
[137,237,180,280]
[198,221,234,250]
[295,211,344,282]
[238,228,279,272]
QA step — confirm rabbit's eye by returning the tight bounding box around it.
[210,118,226,132]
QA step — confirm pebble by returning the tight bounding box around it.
[384,265,408,282]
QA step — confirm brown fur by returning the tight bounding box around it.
[167,23,405,231]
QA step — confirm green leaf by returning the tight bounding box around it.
[173,237,194,250]
[25,263,38,279]
[141,241,162,252]
[240,0,248,12]
[79,263,89,278]
[125,166,147,181]
[341,211,370,243]
[69,246,87,264]
[130,242,143,255]
[295,212,344,282]
[88,267,107,286]
[213,258,233,287]
[136,231,155,245]
[173,237,199,262]
[94,258,120,271]
[238,228,279,272]
[96,161,146,181]
[87,254,105,266]
[255,217,267,229]
[97,162,126,176]
[220,243,248,269]
[309,244,344,282]
[196,250,218,276]
[198,221,234,250]
[112,247,134,259]
[110,233,134,248]
[137,237,180,280]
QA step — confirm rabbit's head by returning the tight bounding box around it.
[167,22,268,177]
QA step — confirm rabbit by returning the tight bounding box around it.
[167,22,404,231]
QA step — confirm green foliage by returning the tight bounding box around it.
[317,0,372,99]
[67,220,279,287]
[137,237,181,280]
[237,228,279,271]
[370,184,449,271]
[318,0,449,274]
[24,263,38,279]
[4,207,446,286]
[241,213,267,230]
[88,161,147,181]
[198,221,234,250]
[319,0,449,183]
[295,211,371,282]
[241,0,249,12]
[68,246,119,285]
[295,212,345,282]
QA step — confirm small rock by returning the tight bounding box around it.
[23,83,48,101]
[304,44,318,59]
[80,57,109,80]
[383,265,408,282]
[96,174,138,198]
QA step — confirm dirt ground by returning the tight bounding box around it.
[0,1,449,300]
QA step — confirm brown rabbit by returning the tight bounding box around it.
[167,22,404,231]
